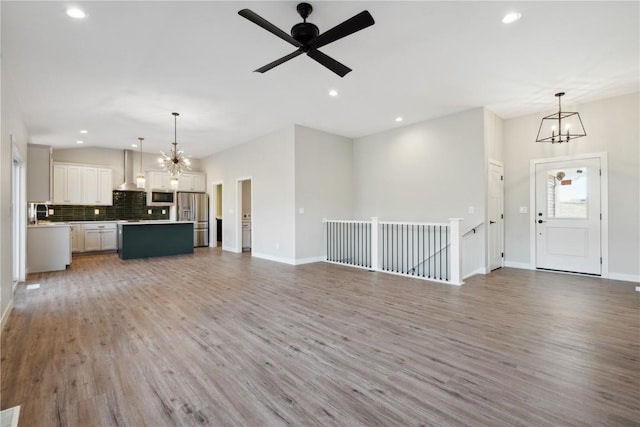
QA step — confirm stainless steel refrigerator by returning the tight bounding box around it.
[176,192,209,247]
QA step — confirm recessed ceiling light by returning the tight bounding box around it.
[131,144,138,148]
[395,117,403,122]
[66,7,87,19]
[502,12,522,24]
[80,130,88,134]
[329,89,338,97]
[76,140,84,144]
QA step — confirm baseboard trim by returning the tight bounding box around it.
[294,256,325,266]
[464,267,488,279]
[504,261,533,270]
[608,273,640,283]
[251,252,296,265]
[1,297,14,334]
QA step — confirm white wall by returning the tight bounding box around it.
[504,92,639,281]
[53,147,203,190]
[1,68,30,326]
[294,125,353,262]
[201,126,296,262]
[352,108,487,276]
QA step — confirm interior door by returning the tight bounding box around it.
[488,161,504,270]
[535,157,601,275]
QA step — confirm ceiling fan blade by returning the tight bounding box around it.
[306,49,352,77]
[308,10,375,50]
[238,9,303,48]
[255,49,305,73]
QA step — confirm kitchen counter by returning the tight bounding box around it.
[118,221,194,260]
[117,220,194,225]
[27,224,71,273]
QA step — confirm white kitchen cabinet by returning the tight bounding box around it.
[83,167,113,205]
[147,171,171,190]
[27,225,71,273]
[27,144,52,202]
[53,164,83,204]
[83,223,117,252]
[70,224,84,253]
[177,172,206,192]
[53,163,113,205]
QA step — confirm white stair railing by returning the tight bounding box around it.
[324,217,463,285]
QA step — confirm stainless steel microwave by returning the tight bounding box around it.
[147,190,175,206]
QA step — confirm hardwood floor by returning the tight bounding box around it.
[1,248,638,426]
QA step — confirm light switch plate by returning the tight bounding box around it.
[94,209,99,215]
[148,209,152,215]
[468,206,474,214]
[48,209,54,215]
[519,206,528,214]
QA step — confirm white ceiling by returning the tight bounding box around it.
[3,1,638,158]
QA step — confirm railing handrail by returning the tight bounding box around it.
[325,219,449,227]
[380,220,449,227]
[463,221,484,237]
[323,219,372,224]
[324,217,463,285]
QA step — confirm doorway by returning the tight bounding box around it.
[488,160,504,271]
[531,153,607,275]
[12,139,26,286]
[212,182,223,247]
[236,178,252,253]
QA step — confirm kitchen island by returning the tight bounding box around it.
[118,221,194,260]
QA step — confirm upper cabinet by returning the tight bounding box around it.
[52,163,113,205]
[147,170,172,190]
[27,144,52,202]
[53,164,83,204]
[146,170,206,192]
[83,167,113,205]
[177,172,206,192]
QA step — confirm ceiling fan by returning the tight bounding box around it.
[238,3,375,78]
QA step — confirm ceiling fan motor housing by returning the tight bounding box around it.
[291,22,319,46]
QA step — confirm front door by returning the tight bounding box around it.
[535,157,601,275]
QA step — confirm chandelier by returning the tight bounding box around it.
[136,137,146,188]
[159,112,191,188]
[536,92,586,144]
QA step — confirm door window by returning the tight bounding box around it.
[546,167,588,219]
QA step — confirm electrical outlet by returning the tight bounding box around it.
[519,206,528,214]
[48,209,54,215]
[162,209,166,214]
[275,242,280,249]
[468,206,474,214]
[148,209,152,215]
[636,286,640,292]
[94,209,99,215]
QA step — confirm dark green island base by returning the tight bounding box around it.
[118,222,194,260]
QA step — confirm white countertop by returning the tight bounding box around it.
[27,223,71,228]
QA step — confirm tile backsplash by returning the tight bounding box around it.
[39,191,170,222]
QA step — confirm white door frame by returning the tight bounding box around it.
[210,180,223,248]
[487,159,504,271]
[12,138,26,286]
[235,176,253,254]
[529,152,609,277]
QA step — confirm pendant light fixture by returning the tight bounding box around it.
[536,92,586,144]
[136,137,146,188]
[159,112,191,189]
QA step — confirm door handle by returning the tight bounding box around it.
[490,221,496,224]
[538,219,546,224]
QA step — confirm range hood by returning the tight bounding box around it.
[117,149,145,191]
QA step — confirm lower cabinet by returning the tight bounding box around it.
[73,222,117,252]
[27,225,72,273]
